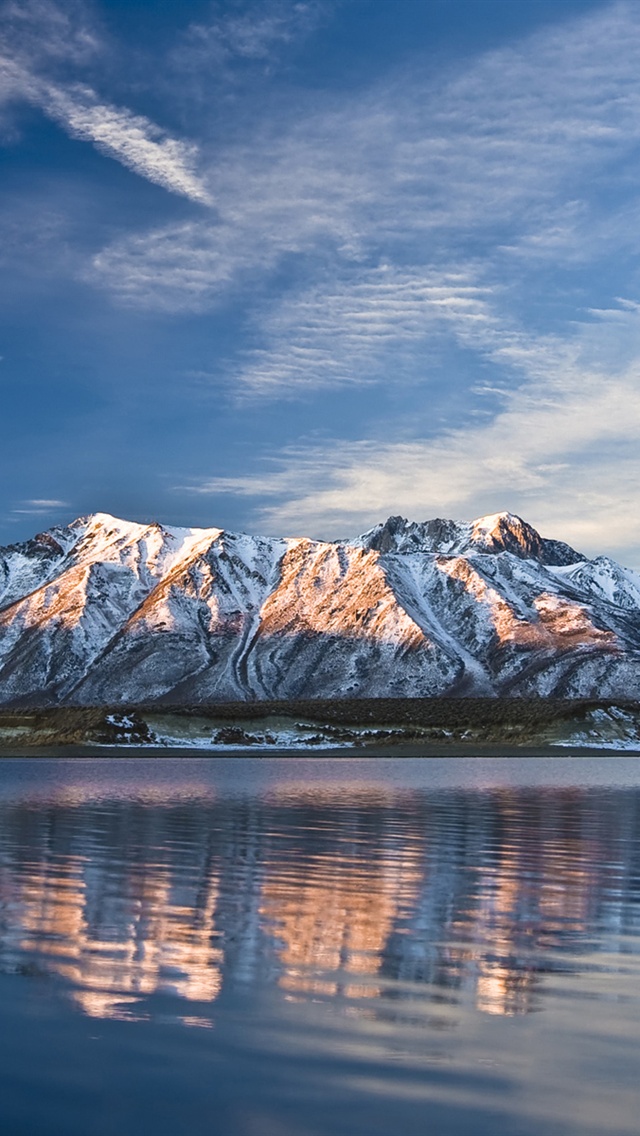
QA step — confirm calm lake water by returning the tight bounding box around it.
[1,753,640,1136]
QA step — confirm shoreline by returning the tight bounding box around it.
[2,697,640,754]
[2,740,640,759]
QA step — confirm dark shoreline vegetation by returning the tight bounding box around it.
[1,698,640,751]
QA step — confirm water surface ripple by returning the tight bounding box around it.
[1,754,639,1135]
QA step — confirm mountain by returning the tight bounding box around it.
[1,510,640,706]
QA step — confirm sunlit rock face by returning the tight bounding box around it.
[1,510,640,704]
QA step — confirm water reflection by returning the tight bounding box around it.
[261,804,422,1000]
[1,766,639,1027]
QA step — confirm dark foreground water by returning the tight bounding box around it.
[1,753,640,1136]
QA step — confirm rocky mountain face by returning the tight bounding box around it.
[1,510,640,705]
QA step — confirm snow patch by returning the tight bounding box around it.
[550,706,640,751]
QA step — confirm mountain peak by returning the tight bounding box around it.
[358,511,583,565]
[470,512,541,555]
[81,512,154,532]
[472,510,525,534]
[0,508,637,705]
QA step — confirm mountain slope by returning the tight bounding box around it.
[1,510,640,705]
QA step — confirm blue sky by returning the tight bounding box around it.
[2,0,640,563]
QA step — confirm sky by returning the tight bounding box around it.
[2,0,640,565]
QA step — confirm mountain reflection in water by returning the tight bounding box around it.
[2,763,639,1024]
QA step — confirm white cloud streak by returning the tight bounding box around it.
[43,84,213,204]
[12,498,70,516]
[0,0,212,203]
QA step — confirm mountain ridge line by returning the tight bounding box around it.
[1,509,640,705]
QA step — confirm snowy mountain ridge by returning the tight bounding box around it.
[1,510,640,705]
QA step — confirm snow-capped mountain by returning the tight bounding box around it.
[1,510,640,705]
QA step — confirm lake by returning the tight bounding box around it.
[1,752,639,1135]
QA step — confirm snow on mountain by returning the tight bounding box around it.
[357,511,581,565]
[1,510,639,705]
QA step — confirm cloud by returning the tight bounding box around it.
[181,300,640,563]
[179,0,327,64]
[230,265,495,394]
[0,0,99,106]
[90,124,367,308]
[43,84,213,204]
[6,0,640,565]
[12,498,70,516]
[87,3,640,317]
[91,218,277,311]
[1,0,100,68]
[0,0,212,203]
[98,0,640,563]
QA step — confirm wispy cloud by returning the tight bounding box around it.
[0,0,99,109]
[88,4,640,323]
[182,298,640,562]
[100,0,640,562]
[43,84,213,204]
[0,0,212,203]
[12,498,70,517]
[177,0,327,65]
[1,0,100,68]
[231,265,494,394]
[6,0,640,565]
[90,126,366,308]
[91,217,279,311]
